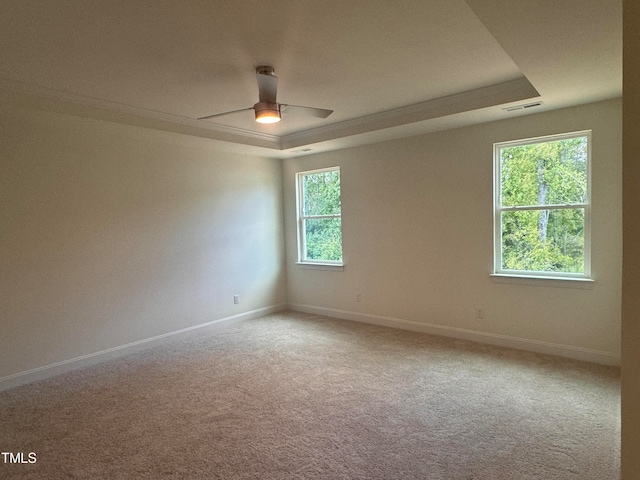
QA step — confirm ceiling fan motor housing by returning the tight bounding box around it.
[256,65,276,76]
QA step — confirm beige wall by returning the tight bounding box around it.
[622,1,640,477]
[0,105,286,380]
[284,99,622,361]
[0,80,630,466]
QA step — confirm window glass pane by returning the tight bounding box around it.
[500,136,588,207]
[501,209,584,273]
[304,217,342,261]
[303,170,341,216]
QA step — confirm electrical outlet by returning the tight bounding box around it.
[475,307,484,319]
[356,292,362,303]
[233,294,239,304]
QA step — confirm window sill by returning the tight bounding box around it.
[295,262,344,271]
[490,273,594,288]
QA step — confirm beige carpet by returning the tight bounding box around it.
[0,311,620,479]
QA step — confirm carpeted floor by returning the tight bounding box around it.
[0,311,620,479]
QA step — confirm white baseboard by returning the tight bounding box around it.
[288,303,621,366]
[2,302,618,392]
[0,304,288,392]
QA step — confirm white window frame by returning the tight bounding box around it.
[493,130,592,280]
[296,166,343,266]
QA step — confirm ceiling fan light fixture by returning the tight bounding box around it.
[198,66,332,124]
[255,109,281,124]
[254,101,281,124]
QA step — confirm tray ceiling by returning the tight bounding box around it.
[0,0,621,157]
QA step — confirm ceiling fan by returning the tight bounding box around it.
[198,66,333,124]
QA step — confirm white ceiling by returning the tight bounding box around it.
[0,0,621,158]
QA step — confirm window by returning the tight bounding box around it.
[494,131,591,279]
[296,167,343,265]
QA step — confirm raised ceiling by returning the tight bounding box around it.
[0,0,621,157]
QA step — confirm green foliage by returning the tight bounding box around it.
[501,209,585,273]
[499,136,588,273]
[305,217,342,261]
[302,170,342,261]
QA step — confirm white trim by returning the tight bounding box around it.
[0,304,288,392]
[493,130,592,279]
[0,78,280,141]
[281,78,540,149]
[288,303,620,366]
[0,76,540,153]
[499,203,589,212]
[0,78,282,150]
[295,167,343,264]
[295,262,344,271]
[490,273,594,287]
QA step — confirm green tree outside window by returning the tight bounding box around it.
[496,133,590,276]
[298,168,342,263]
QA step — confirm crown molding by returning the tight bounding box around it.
[0,78,282,150]
[0,76,539,153]
[281,77,540,150]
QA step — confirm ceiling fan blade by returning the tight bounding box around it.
[198,107,253,121]
[281,104,334,119]
[257,72,278,103]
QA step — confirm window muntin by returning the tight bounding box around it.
[494,131,591,278]
[296,167,342,264]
